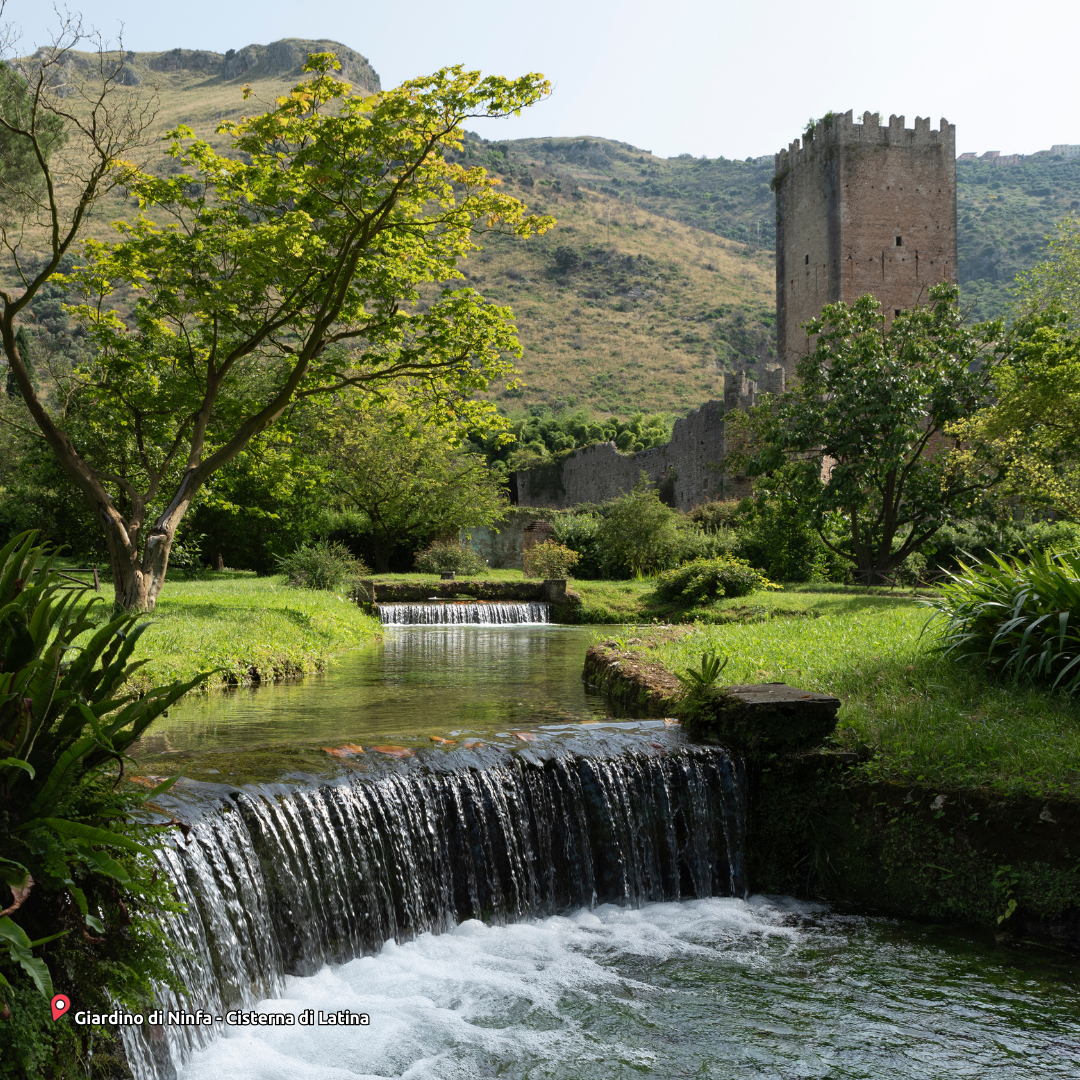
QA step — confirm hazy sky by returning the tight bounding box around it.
[3,0,1077,160]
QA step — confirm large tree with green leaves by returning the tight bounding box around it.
[727,284,1002,584]
[1,27,551,609]
[951,218,1080,517]
[310,391,506,572]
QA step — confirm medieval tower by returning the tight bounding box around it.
[773,110,958,373]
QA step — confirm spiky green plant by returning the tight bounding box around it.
[924,547,1080,692]
[0,531,207,1026]
[676,651,730,692]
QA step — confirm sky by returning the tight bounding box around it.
[3,0,1078,160]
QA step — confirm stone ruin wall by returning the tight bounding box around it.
[512,367,785,512]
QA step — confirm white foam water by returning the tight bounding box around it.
[173,896,1080,1079]
[376,602,549,625]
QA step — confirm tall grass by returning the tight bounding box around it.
[651,600,1080,799]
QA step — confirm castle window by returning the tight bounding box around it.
[895,236,902,246]
[894,309,901,317]
[804,254,809,264]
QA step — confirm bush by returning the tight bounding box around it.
[0,534,201,1073]
[523,540,580,579]
[276,539,370,591]
[736,498,845,583]
[925,547,1080,692]
[687,500,744,533]
[552,512,605,579]
[413,540,488,576]
[596,482,684,577]
[653,556,773,603]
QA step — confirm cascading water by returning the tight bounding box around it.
[376,601,549,625]
[123,744,746,1080]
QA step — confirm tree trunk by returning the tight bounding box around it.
[105,522,176,612]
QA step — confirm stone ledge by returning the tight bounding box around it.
[583,643,840,753]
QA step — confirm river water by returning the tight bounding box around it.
[131,624,1080,1080]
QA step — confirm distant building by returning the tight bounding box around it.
[1051,144,1080,159]
[772,111,958,373]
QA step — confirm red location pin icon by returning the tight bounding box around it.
[51,994,70,1021]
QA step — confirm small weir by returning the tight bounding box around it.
[377,600,550,625]
[124,743,746,1080]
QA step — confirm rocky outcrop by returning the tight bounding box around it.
[143,39,380,91]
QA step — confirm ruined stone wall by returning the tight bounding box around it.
[512,376,784,511]
[775,111,957,371]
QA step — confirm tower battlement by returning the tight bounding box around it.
[773,108,958,373]
[775,111,955,175]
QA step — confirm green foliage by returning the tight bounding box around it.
[0,534,202,1073]
[522,540,580,579]
[924,517,1080,576]
[413,540,488,576]
[311,393,507,573]
[595,480,683,578]
[551,512,606,579]
[729,285,1001,583]
[7,54,551,608]
[277,540,369,593]
[925,547,1080,693]
[471,406,672,474]
[735,498,846,583]
[686,500,744,533]
[675,651,729,692]
[957,164,1080,322]
[654,556,771,603]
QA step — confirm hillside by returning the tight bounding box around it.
[12,40,1080,419]
[482,131,1080,325]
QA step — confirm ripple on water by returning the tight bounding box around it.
[176,895,1080,1080]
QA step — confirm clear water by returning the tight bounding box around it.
[175,895,1080,1079]
[134,625,1080,1079]
[133,626,611,777]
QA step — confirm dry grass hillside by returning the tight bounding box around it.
[17,40,776,418]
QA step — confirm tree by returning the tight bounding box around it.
[951,218,1080,517]
[1,33,551,609]
[312,392,506,572]
[727,285,1001,584]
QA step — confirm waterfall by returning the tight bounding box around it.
[377,601,550,625]
[124,745,746,1080]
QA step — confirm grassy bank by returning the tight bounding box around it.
[638,595,1080,800]
[119,572,382,691]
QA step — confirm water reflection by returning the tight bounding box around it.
[134,625,608,760]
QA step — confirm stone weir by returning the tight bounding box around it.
[122,736,747,1079]
[356,578,575,610]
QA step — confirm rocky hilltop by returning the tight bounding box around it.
[46,38,381,93]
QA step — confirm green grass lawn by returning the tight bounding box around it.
[638,594,1080,800]
[119,572,382,691]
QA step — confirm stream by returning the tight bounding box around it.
[127,622,1080,1080]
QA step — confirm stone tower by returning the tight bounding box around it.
[773,110,957,373]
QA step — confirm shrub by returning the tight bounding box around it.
[653,556,773,603]
[552,512,605,579]
[925,547,1080,692]
[596,482,684,578]
[523,540,580,579]
[687,500,744,533]
[0,534,202,1072]
[413,539,488,576]
[276,539,370,591]
[735,498,845,583]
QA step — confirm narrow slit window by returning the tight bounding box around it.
[805,254,809,264]
[895,236,903,246]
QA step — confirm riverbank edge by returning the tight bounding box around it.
[583,642,1080,948]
